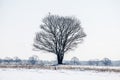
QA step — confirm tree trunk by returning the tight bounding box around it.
[57,54,64,64]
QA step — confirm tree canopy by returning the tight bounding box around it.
[33,14,86,64]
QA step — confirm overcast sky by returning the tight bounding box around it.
[0,0,120,60]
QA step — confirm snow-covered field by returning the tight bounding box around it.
[0,68,120,80]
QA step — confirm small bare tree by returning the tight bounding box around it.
[28,55,39,65]
[71,57,80,65]
[33,14,86,64]
[101,58,111,66]
[14,57,21,65]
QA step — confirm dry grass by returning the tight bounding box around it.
[0,65,120,72]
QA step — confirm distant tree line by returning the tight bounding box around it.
[0,56,120,66]
[87,58,112,66]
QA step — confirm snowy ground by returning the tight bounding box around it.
[0,68,120,80]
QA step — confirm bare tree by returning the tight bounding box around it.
[28,55,39,65]
[101,58,111,66]
[13,57,21,65]
[71,57,80,65]
[4,57,13,65]
[33,14,86,64]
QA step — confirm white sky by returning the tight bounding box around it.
[0,0,120,60]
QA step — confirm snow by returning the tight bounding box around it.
[0,68,120,80]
